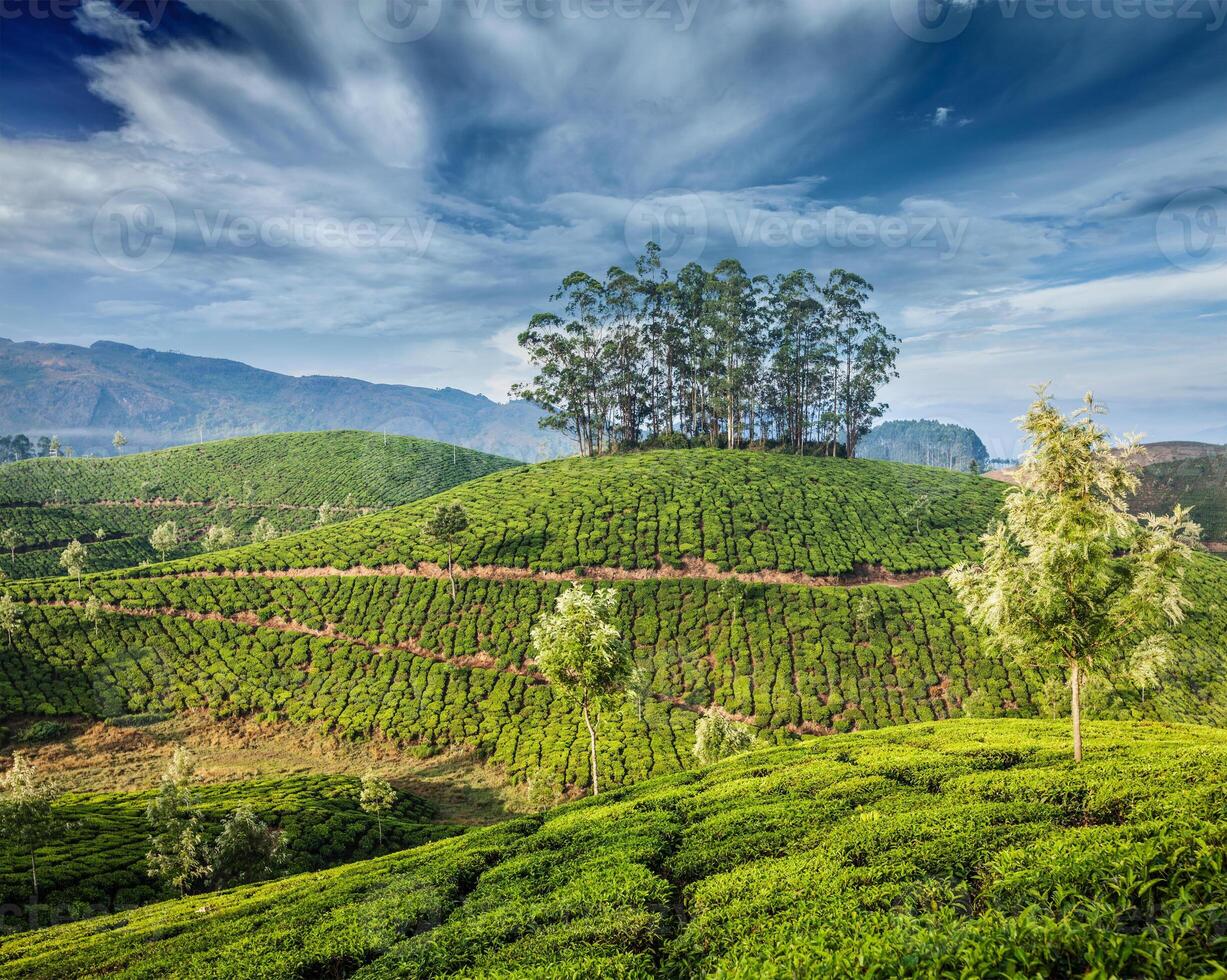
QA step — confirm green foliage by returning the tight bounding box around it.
[144,747,211,897]
[13,722,67,745]
[0,593,19,646]
[1132,451,1227,543]
[142,451,1005,578]
[57,540,86,584]
[859,419,990,470]
[0,431,517,579]
[423,502,469,597]
[1,721,1223,978]
[0,772,451,932]
[210,807,283,889]
[948,390,1201,761]
[693,709,754,764]
[359,773,396,847]
[148,521,179,562]
[0,755,59,906]
[531,585,632,795]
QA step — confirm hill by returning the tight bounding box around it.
[3,450,1224,797]
[1,719,1223,977]
[1134,451,1227,546]
[0,338,571,462]
[857,419,989,471]
[0,431,519,578]
[0,771,457,930]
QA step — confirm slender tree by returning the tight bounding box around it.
[359,773,396,848]
[0,754,60,907]
[0,593,19,647]
[59,538,87,584]
[250,517,278,544]
[146,747,211,896]
[423,503,470,600]
[947,388,1200,762]
[150,521,179,562]
[202,524,235,552]
[211,808,283,888]
[530,585,632,795]
[1,527,18,561]
[112,431,128,454]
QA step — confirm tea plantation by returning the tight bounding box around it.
[124,449,1007,577]
[0,773,457,932]
[0,720,1222,978]
[3,548,1224,790]
[0,431,519,578]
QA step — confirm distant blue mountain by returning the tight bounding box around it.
[0,338,571,462]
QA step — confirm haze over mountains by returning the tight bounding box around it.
[0,338,570,463]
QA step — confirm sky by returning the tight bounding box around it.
[1,0,1225,455]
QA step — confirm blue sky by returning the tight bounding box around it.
[1,0,1225,453]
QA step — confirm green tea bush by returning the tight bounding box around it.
[0,720,1222,978]
[0,773,456,932]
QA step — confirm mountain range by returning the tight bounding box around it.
[0,338,570,462]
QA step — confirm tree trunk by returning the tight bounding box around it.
[581,700,599,796]
[30,849,39,906]
[1070,660,1083,763]
[447,544,456,600]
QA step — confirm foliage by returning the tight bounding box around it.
[0,772,451,932]
[57,540,86,584]
[148,522,179,563]
[144,747,211,896]
[422,503,469,598]
[859,419,990,470]
[693,709,754,764]
[0,593,19,646]
[531,585,632,794]
[210,807,283,889]
[0,431,517,578]
[948,390,1200,761]
[201,524,235,552]
[0,755,59,906]
[0,721,1223,978]
[513,250,899,457]
[138,451,1005,578]
[358,773,397,847]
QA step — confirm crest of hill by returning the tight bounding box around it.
[136,450,1007,578]
[2,719,1223,978]
[0,431,520,579]
[0,430,520,509]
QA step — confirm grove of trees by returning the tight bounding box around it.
[512,244,900,457]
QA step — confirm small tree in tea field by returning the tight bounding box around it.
[531,584,631,795]
[112,431,127,453]
[947,388,1199,762]
[1,528,18,561]
[146,747,211,896]
[0,593,20,647]
[202,524,235,552]
[359,773,396,847]
[624,663,653,721]
[693,708,755,764]
[0,754,60,906]
[211,807,282,888]
[423,503,469,599]
[149,521,179,562]
[59,538,87,584]
[251,517,278,543]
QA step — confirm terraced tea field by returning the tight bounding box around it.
[3,451,1224,794]
[0,772,457,931]
[0,432,518,578]
[2,720,1222,978]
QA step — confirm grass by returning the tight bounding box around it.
[0,719,1222,978]
[0,431,519,578]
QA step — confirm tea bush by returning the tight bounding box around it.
[129,451,1006,577]
[0,773,456,932]
[0,720,1222,978]
[0,432,517,578]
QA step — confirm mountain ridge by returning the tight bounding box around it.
[0,338,570,462]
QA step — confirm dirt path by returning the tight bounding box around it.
[163,557,938,589]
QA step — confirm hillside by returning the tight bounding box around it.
[129,450,1008,577]
[858,419,990,471]
[0,338,571,462]
[3,450,1224,797]
[1133,451,1227,545]
[0,771,457,929]
[0,431,519,578]
[1,720,1223,978]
